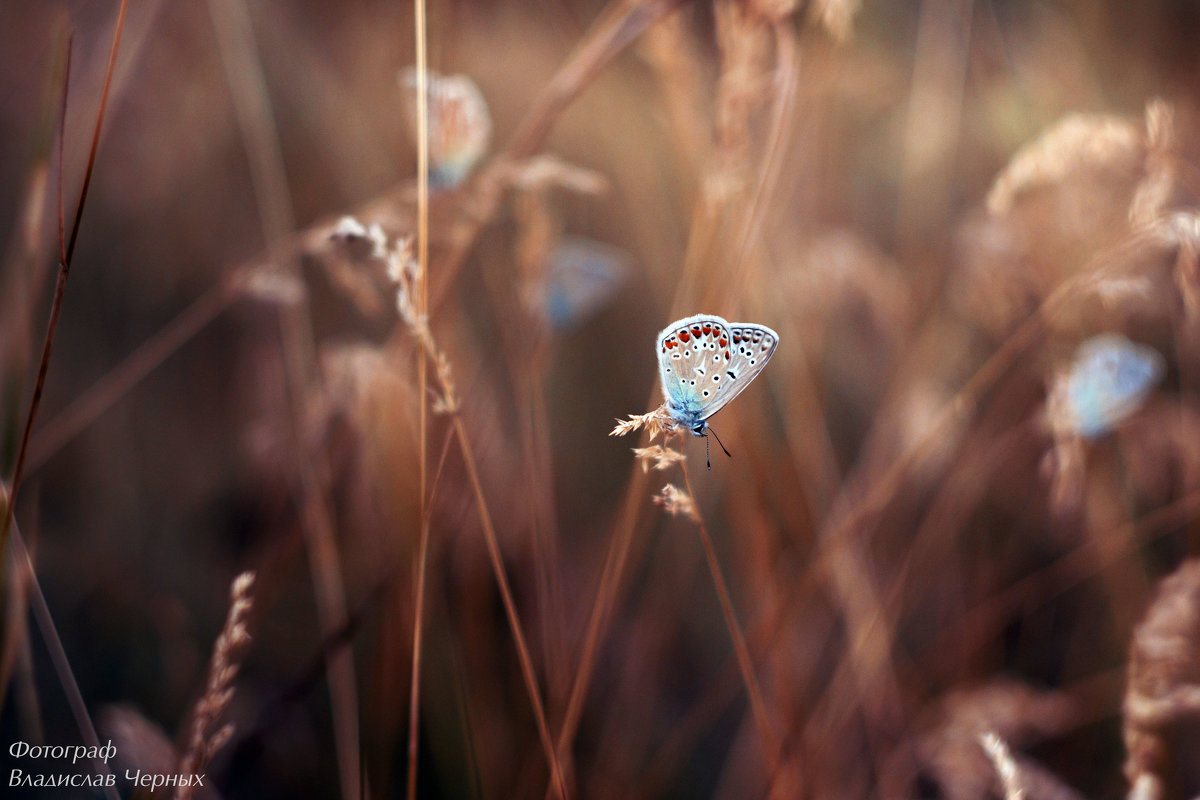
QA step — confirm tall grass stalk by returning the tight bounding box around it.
[406,426,455,800]
[1,2,121,740]
[678,459,781,774]
[9,519,120,800]
[208,1,361,794]
[407,0,430,794]
[1,0,127,587]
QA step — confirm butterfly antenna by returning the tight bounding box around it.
[708,425,732,466]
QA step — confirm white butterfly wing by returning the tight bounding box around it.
[703,322,778,420]
[656,314,777,425]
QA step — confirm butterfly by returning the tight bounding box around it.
[398,67,492,187]
[538,237,629,330]
[1063,333,1164,439]
[657,314,778,464]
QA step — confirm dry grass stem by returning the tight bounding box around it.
[501,154,610,196]
[1089,276,1154,308]
[362,213,567,796]
[453,416,571,800]
[8,520,119,800]
[211,9,362,793]
[979,732,1025,800]
[406,426,456,800]
[677,461,781,775]
[1,0,126,580]
[26,280,239,472]
[409,11,432,794]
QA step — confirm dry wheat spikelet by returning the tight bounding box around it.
[175,571,256,800]
[611,404,678,441]
[632,444,687,472]
[653,483,699,522]
[987,113,1141,215]
[1124,559,1200,799]
[1130,99,1176,227]
[812,0,861,42]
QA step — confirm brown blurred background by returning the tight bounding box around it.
[4,1,1200,798]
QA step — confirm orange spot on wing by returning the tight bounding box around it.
[702,324,712,335]
[718,337,727,347]
[725,350,730,359]
[679,331,690,343]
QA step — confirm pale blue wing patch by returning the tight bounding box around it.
[542,238,629,330]
[657,315,734,427]
[1064,333,1165,438]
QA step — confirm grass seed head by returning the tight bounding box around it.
[632,444,686,472]
[987,113,1142,216]
[611,405,679,441]
[653,483,699,522]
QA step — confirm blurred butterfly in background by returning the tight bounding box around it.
[532,237,630,330]
[657,314,778,464]
[398,67,491,187]
[1061,333,1165,438]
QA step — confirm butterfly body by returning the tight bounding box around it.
[656,314,779,436]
